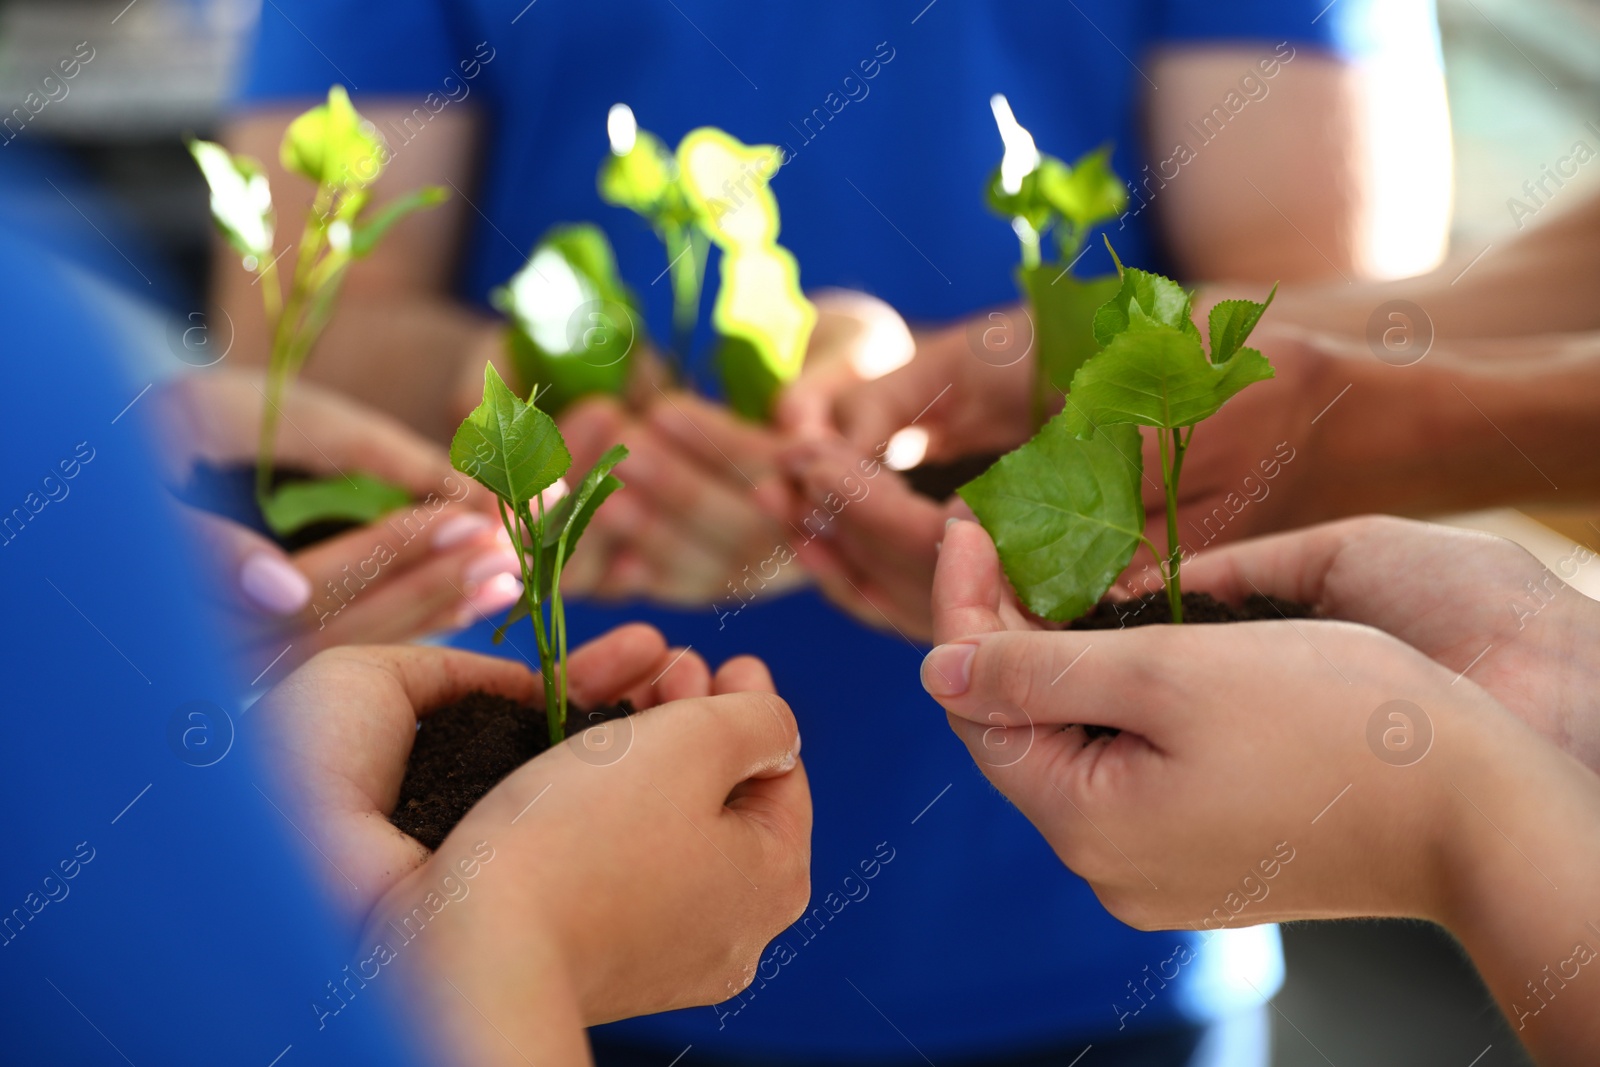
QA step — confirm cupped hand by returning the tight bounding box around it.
[154,372,518,676]
[1178,514,1600,771]
[918,519,1548,930]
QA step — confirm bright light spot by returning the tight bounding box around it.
[508,247,594,354]
[607,103,637,156]
[884,426,930,472]
[539,478,571,508]
[989,93,1039,196]
[327,220,352,254]
[1010,216,1038,247]
[848,314,915,381]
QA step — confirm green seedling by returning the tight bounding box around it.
[191,85,447,536]
[596,106,815,420]
[452,363,628,744]
[986,94,1128,426]
[959,246,1276,625]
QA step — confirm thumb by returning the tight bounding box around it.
[929,518,1008,643]
[181,504,312,617]
[920,629,1174,739]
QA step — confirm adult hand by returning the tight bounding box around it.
[921,518,1600,1064]
[153,372,519,678]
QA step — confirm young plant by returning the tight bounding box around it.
[598,106,815,420]
[451,363,628,743]
[986,94,1128,426]
[190,85,447,536]
[494,222,642,415]
[958,248,1276,625]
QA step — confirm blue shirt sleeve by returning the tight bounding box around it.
[237,0,465,102]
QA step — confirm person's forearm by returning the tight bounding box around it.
[1438,727,1600,1065]
[1267,193,1600,341]
[1303,333,1600,519]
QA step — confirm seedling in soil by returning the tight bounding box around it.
[986,93,1128,427]
[452,362,628,743]
[959,247,1276,625]
[190,86,446,536]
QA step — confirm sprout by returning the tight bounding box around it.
[989,93,1040,196]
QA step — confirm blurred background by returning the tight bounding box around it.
[3,0,1596,1063]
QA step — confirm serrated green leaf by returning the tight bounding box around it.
[494,223,641,414]
[351,185,448,258]
[1206,284,1277,365]
[1021,267,1121,396]
[450,363,572,505]
[280,85,386,190]
[1092,265,1201,348]
[1038,146,1127,233]
[1062,325,1275,434]
[711,244,815,420]
[958,418,1144,623]
[189,139,274,262]
[260,472,411,536]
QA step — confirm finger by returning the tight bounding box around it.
[560,394,631,472]
[920,629,1173,738]
[615,432,773,556]
[292,504,504,594]
[713,655,776,696]
[321,645,543,717]
[310,545,523,649]
[559,623,670,709]
[647,691,800,795]
[588,490,739,596]
[785,437,943,570]
[1179,521,1354,607]
[641,647,713,706]
[930,519,1008,644]
[646,389,783,476]
[181,504,312,617]
[722,753,812,869]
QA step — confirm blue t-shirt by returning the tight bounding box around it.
[0,228,428,1065]
[238,3,1407,1059]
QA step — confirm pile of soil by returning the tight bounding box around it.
[902,453,1002,501]
[181,461,362,552]
[390,692,633,850]
[1068,591,1314,738]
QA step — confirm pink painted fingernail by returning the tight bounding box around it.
[240,553,311,616]
[452,574,523,629]
[432,512,494,550]
[465,548,521,586]
[921,643,974,697]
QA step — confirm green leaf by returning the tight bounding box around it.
[598,127,679,217]
[1021,267,1121,396]
[711,244,816,421]
[676,127,784,249]
[188,139,274,262]
[1206,284,1277,365]
[351,186,448,258]
[1061,325,1274,434]
[280,85,386,190]
[259,472,411,537]
[1092,264,1201,348]
[958,418,1145,623]
[1038,146,1128,234]
[492,598,530,645]
[450,362,572,506]
[985,161,1054,235]
[494,223,641,414]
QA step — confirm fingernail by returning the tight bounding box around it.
[945,516,959,529]
[777,750,798,772]
[432,512,494,550]
[921,643,974,697]
[240,553,311,616]
[469,573,523,616]
[465,547,522,586]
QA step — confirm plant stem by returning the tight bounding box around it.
[529,496,561,745]
[663,222,703,381]
[1158,427,1185,624]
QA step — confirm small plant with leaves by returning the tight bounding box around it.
[958,246,1276,625]
[986,94,1128,425]
[452,363,628,743]
[190,85,446,536]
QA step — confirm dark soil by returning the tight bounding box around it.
[902,453,1003,501]
[390,692,634,850]
[179,460,361,552]
[1068,590,1314,738]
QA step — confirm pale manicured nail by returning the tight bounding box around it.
[432,512,494,550]
[463,574,522,622]
[945,516,959,529]
[921,643,974,697]
[239,553,311,616]
[776,750,798,772]
[464,548,521,586]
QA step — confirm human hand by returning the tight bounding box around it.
[921,519,1600,1063]
[154,372,519,676]
[1177,515,1600,772]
